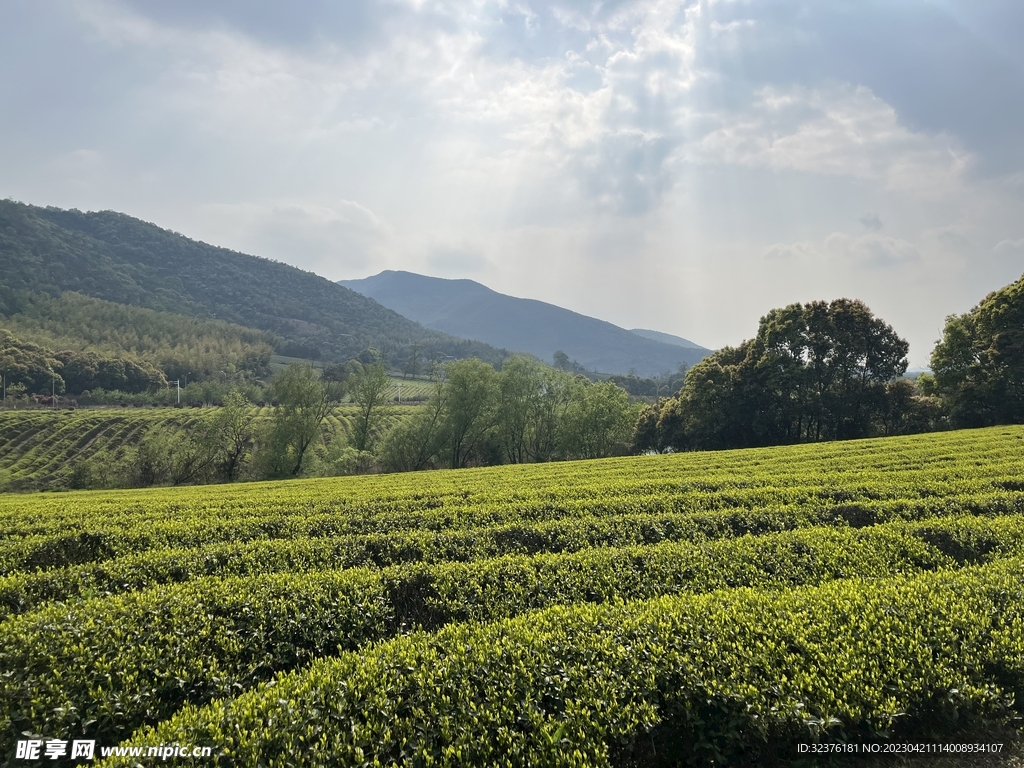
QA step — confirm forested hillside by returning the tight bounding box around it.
[1,291,275,384]
[0,200,507,368]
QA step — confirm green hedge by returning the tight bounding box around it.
[5,490,1024,576]
[106,557,1024,768]
[6,520,1012,746]
[5,510,1024,620]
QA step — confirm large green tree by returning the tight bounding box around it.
[208,389,259,481]
[560,379,639,460]
[635,299,912,452]
[929,273,1024,427]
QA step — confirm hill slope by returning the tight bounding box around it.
[629,327,704,349]
[339,271,709,376]
[0,201,506,367]
[1,290,276,382]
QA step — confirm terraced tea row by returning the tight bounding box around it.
[2,426,1023,544]
[8,488,1024,578]
[103,556,1024,768]
[6,515,1022,747]
[0,411,201,492]
[4,508,1024,618]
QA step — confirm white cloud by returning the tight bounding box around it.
[684,85,970,195]
[994,237,1024,254]
[193,200,394,278]
[765,232,920,269]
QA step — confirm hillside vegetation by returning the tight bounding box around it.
[0,200,507,368]
[1,427,1023,765]
[1,290,275,385]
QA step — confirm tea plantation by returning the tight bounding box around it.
[2,426,1024,766]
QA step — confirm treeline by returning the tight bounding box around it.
[0,330,166,398]
[89,357,641,489]
[635,271,1024,453]
[378,357,640,471]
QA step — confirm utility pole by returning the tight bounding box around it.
[51,370,56,409]
[170,380,180,404]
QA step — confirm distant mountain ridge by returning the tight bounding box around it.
[339,270,710,377]
[629,328,704,349]
[0,201,507,368]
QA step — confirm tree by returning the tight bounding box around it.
[497,356,543,464]
[632,400,662,453]
[55,350,166,394]
[807,299,909,439]
[347,356,392,452]
[876,378,939,436]
[0,330,65,395]
[127,421,222,487]
[930,272,1024,427]
[260,363,340,477]
[525,367,576,463]
[403,343,422,378]
[640,299,910,451]
[208,389,258,481]
[443,358,499,468]
[661,344,751,451]
[560,380,638,459]
[378,377,449,472]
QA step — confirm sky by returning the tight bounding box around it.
[2,1,1023,366]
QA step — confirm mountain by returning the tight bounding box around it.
[339,271,710,377]
[0,201,507,368]
[629,328,705,350]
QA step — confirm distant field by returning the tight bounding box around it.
[0,406,419,492]
[269,356,436,401]
[1,427,1024,765]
